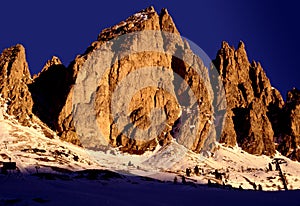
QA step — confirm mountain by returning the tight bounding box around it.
[0,6,300,186]
[212,41,300,161]
[213,41,283,156]
[37,6,216,154]
[0,44,33,125]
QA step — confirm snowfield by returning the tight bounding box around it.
[1,173,300,206]
[1,101,300,205]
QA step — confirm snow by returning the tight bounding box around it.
[1,99,300,204]
[84,140,300,191]
[0,172,300,206]
[0,102,101,174]
[107,10,150,37]
[133,12,148,21]
[1,101,300,190]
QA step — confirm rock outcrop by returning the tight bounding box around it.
[56,7,214,153]
[0,44,33,125]
[213,41,284,156]
[277,88,300,161]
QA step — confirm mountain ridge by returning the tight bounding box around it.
[0,7,299,161]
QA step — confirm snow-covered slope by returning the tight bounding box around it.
[88,141,300,191]
[1,98,300,193]
[0,99,102,173]
[1,172,300,206]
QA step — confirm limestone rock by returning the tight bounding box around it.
[57,7,214,153]
[213,41,284,156]
[0,44,33,125]
[0,45,59,139]
[277,88,300,161]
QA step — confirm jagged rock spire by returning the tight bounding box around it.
[213,41,284,156]
[277,88,300,161]
[0,44,33,125]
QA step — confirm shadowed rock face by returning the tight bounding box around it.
[277,88,300,161]
[0,44,33,125]
[213,41,284,156]
[28,56,71,131]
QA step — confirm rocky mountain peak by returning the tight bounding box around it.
[237,40,245,49]
[0,44,31,83]
[96,6,159,43]
[214,41,284,156]
[0,44,33,125]
[56,6,213,153]
[235,41,249,66]
[159,8,179,34]
[33,56,63,80]
[49,9,298,159]
[43,56,62,68]
[72,7,167,84]
[83,7,180,55]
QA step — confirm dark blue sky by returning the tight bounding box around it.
[1,0,299,98]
